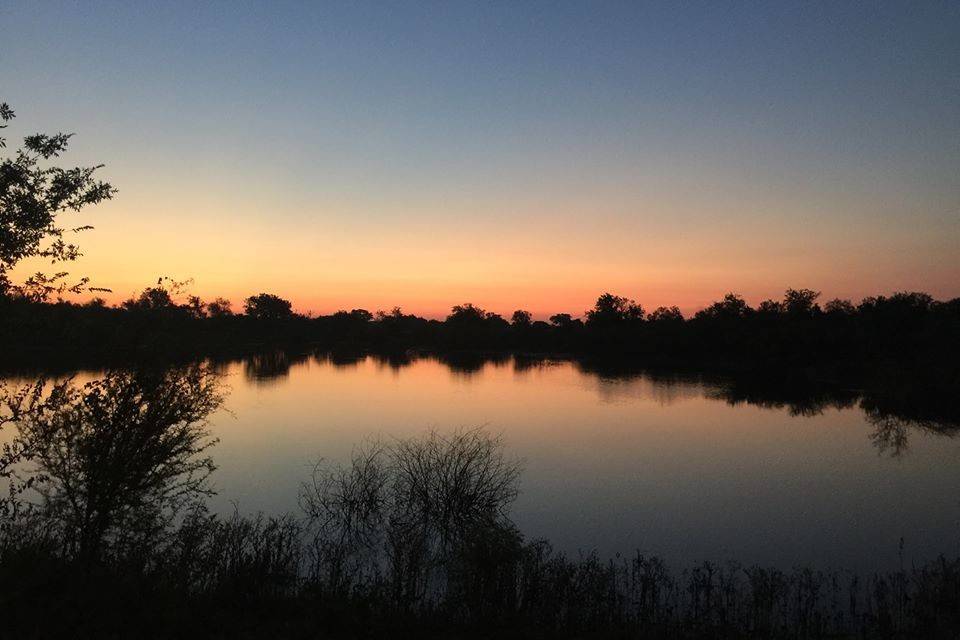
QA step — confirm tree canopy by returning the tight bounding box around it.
[244,293,294,320]
[0,101,115,298]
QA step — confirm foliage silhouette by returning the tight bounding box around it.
[0,101,115,299]
[244,292,294,321]
[300,428,521,608]
[585,292,645,326]
[1,366,222,564]
[2,286,959,404]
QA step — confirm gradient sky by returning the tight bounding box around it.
[3,1,958,317]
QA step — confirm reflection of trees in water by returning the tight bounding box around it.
[708,376,960,455]
[587,375,707,406]
[511,355,567,375]
[439,352,510,378]
[575,358,959,454]
[866,414,912,457]
[861,396,960,457]
[865,412,960,457]
[2,363,960,635]
[575,360,713,405]
[372,352,414,371]
[709,379,860,417]
[323,350,366,369]
[243,350,309,384]
[233,350,959,456]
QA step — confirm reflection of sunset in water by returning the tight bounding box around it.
[194,354,960,572]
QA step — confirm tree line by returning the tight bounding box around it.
[3,281,959,386]
[2,99,957,385]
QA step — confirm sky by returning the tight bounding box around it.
[2,1,959,318]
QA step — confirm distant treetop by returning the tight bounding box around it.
[244,293,293,320]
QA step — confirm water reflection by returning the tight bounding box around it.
[437,351,511,378]
[324,350,366,369]
[234,349,958,456]
[243,350,309,385]
[3,350,959,575]
[862,406,960,457]
[708,379,861,417]
[7,374,957,637]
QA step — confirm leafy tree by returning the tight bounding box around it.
[122,277,192,312]
[376,306,405,321]
[757,300,784,315]
[331,308,373,325]
[244,293,293,320]
[647,306,684,323]
[447,303,489,324]
[206,297,233,318]
[824,298,855,316]
[585,293,644,326]
[783,288,821,316]
[694,293,752,321]
[0,101,115,297]
[510,309,532,327]
[549,313,576,328]
[185,295,206,319]
[349,308,373,323]
[859,291,934,315]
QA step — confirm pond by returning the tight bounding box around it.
[6,352,960,572]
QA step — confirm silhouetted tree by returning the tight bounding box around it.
[824,298,855,316]
[206,297,233,317]
[757,299,784,315]
[184,295,206,319]
[585,293,644,326]
[511,310,532,327]
[783,288,821,316]
[549,313,575,327]
[648,305,684,323]
[2,366,223,563]
[123,285,173,311]
[376,306,405,322]
[694,293,752,321]
[244,293,293,320]
[0,101,115,297]
[859,291,934,316]
[121,277,194,313]
[348,308,373,323]
[448,303,489,324]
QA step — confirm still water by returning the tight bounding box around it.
[192,352,960,573]
[12,352,960,571]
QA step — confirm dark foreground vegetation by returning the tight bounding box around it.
[2,366,960,639]
[3,285,960,398]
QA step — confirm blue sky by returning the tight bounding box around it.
[3,1,958,315]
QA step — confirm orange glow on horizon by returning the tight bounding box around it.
[8,182,958,319]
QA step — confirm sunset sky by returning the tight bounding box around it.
[3,1,958,318]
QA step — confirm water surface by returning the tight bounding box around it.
[8,353,960,571]
[191,353,960,572]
